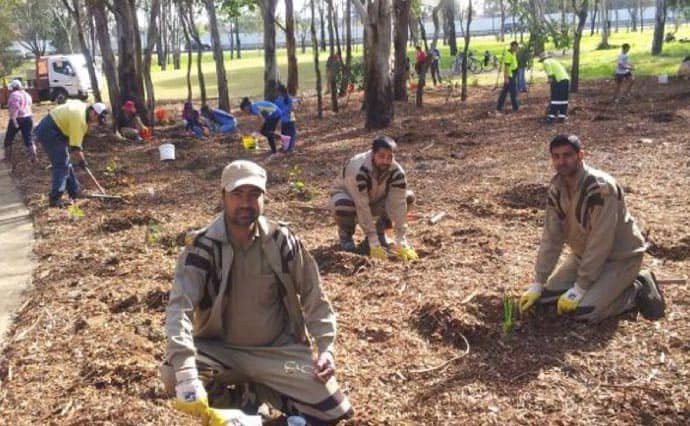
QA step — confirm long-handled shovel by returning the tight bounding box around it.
[84,166,123,201]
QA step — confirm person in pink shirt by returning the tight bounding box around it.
[4,80,35,162]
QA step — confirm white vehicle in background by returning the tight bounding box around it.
[1,54,97,106]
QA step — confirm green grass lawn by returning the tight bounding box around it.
[156,25,690,102]
[6,24,690,103]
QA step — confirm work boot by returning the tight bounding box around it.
[48,192,72,208]
[338,227,356,252]
[635,269,665,321]
[376,217,393,248]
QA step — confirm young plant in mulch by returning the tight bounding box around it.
[287,165,314,201]
[145,220,161,245]
[502,294,515,335]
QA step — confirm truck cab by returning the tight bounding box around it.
[1,54,95,107]
[40,55,93,102]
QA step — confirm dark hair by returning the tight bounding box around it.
[372,135,397,153]
[549,134,582,153]
[622,43,630,50]
[201,104,211,117]
[277,83,288,96]
[240,97,251,110]
[510,41,519,47]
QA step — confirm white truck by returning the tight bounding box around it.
[1,54,96,106]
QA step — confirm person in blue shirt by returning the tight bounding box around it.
[201,105,237,134]
[274,84,297,154]
[240,97,282,158]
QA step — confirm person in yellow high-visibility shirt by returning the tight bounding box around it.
[496,41,520,113]
[33,101,108,207]
[539,53,570,123]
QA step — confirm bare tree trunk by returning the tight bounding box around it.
[571,0,589,93]
[393,0,410,101]
[62,0,102,103]
[352,0,394,129]
[178,2,193,101]
[229,23,235,59]
[342,0,352,95]
[461,0,472,101]
[651,0,667,54]
[143,0,161,125]
[180,0,206,104]
[598,0,610,48]
[235,17,242,58]
[639,0,644,32]
[629,7,638,31]
[327,0,336,55]
[431,0,442,46]
[87,0,120,128]
[419,15,429,51]
[446,0,457,55]
[311,0,323,117]
[285,0,299,95]
[319,1,327,51]
[114,0,148,121]
[205,0,230,110]
[499,0,505,41]
[260,0,279,99]
[590,0,599,35]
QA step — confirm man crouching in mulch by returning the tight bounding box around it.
[519,134,665,323]
[161,160,353,425]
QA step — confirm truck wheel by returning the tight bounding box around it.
[52,89,68,104]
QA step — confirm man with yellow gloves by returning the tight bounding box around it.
[33,101,108,207]
[519,134,665,322]
[539,54,570,123]
[162,160,353,425]
[329,136,418,261]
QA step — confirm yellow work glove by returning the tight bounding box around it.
[173,371,210,422]
[393,245,419,261]
[518,283,543,313]
[207,408,229,426]
[557,284,586,315]
[369,244,388,260]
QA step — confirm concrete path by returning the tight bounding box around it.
[0,146,35,347]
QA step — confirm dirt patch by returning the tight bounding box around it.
[648,236,690,261]
[649,112,676,123]
[99,214,158,233]
[498,183,548,210]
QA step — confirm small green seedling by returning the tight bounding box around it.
[287,165,313,201]
[105,159,118,174]
[66,205,84,221]
[145,220,160,245]
[502,294,515,335]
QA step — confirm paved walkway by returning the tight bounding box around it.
[0,145,35,347]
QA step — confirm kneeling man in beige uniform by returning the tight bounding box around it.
[161,160,353,425]
[519,134,665,322]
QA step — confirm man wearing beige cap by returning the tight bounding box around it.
[162,160,353,425]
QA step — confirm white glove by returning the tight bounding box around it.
[395,236,410,248]
[175,370,207,402]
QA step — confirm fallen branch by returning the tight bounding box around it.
[428,212,447,225]
[13,313,44,342]
[408,333,470,374]
[420,142,435,152]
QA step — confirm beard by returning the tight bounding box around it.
[226,207,259,226]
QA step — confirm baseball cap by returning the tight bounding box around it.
[122,100,136,113]
[9,79,22,90]
[91,102,108,115]
[221,160,267,193]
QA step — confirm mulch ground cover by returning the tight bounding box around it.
[0,77,688,425]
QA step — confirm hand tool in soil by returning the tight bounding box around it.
[84,166,123,201]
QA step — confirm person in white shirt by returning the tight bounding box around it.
[613,43,634,103]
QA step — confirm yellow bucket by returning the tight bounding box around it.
[241,135,257,150]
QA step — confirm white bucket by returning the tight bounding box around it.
[158,143,175,161]
[658,74,669,84]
